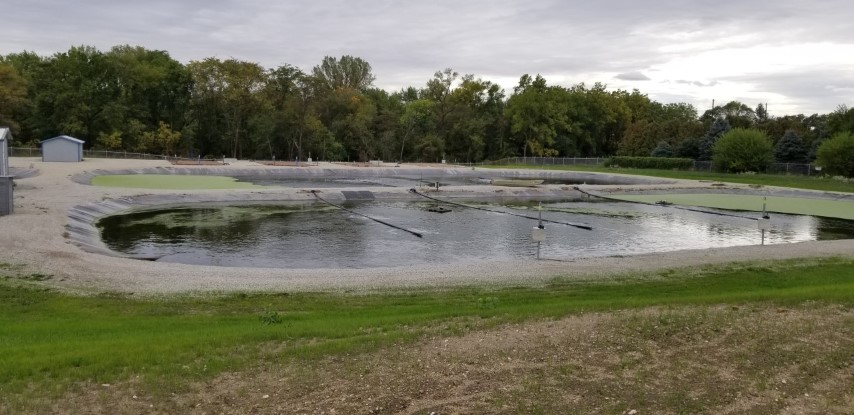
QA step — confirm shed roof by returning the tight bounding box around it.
[0,127,10,142]
[41,135,85,144]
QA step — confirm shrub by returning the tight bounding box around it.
[816,132,854,178]
[604,156,694,170]
[712,128,773,173]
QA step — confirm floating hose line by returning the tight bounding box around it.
[409,188,593,231]
[573,187,760,221]
[311,190,423,238]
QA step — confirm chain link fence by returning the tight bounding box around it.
[9,148,826,176]
[481,156,823,176]
[9,147,204,163]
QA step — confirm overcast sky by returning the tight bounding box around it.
[4,0,853,115]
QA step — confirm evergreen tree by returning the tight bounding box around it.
[698,118,731,161]
[650,141,674,157]
[676,136,701,159]
[773,129,807,163]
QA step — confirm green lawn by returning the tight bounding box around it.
[2,257,854,407]
[489,164,854,193]
[91,174,266,189]
[613,194,854,220]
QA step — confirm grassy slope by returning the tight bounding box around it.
[91,174,266,190]
[2,257,854,408]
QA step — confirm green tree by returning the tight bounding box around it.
[28,46,123,145]
[1,52,44,142]
[0,62,28,133]
[815,132,854,178]
[398,99,434,161]
[712,128,773,173]
[106,45,191,148]
[650,141,674,158]
[564,82,631,156]
[773,129,807,163]
[676,136,701,159]
[137,121,181,155]
[701,101,756,129]
[698,118,731,160]
[187,58,267,158]
[505,74,568,157]
[96,130,123,150]
[827,105,854,136]
[311,56,375,92]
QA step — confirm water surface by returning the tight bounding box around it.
[97,201,854,268]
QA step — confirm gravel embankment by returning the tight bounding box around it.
[2,157,852,295]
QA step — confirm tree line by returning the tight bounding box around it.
[1,45,853,163]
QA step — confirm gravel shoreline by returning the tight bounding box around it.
[2,157,853,295]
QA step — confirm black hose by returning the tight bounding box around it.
[311,191,423,238]
[573,186,760,221]
[409,189,593,231]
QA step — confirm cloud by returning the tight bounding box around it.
[1,0,853,113]
[615,72,650,81]
[675,80,720,87]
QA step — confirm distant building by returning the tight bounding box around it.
[41,135,85,162]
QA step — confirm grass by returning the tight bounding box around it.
[91,174,267,190]
[488,164,854,193]
[2,257,854,410]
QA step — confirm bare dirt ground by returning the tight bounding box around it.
[39,305,854,415]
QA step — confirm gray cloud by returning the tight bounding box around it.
[675,80,720,87]
[721,69,854,115]
[2,0,853,113]
[616,72,651,81]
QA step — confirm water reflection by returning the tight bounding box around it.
[96,201,854,269]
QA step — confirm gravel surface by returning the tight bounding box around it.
[3,157,853,295]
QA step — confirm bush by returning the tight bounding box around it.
[816,132,854,178]
[604,156,694,170]
[712,128,773,173]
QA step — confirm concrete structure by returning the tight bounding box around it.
[0,176,12,216]
[0,128,11,216]
[0,127,9,176]
[41,135,84,162]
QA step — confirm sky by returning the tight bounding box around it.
[3,0,854,115]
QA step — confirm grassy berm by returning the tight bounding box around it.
[2,258,854,414]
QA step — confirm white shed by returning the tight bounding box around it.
[0,127,9,176]
[41,135,85,162]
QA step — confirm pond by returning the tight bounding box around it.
[96,200,854,269]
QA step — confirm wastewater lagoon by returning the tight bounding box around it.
[96,200,854,269]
